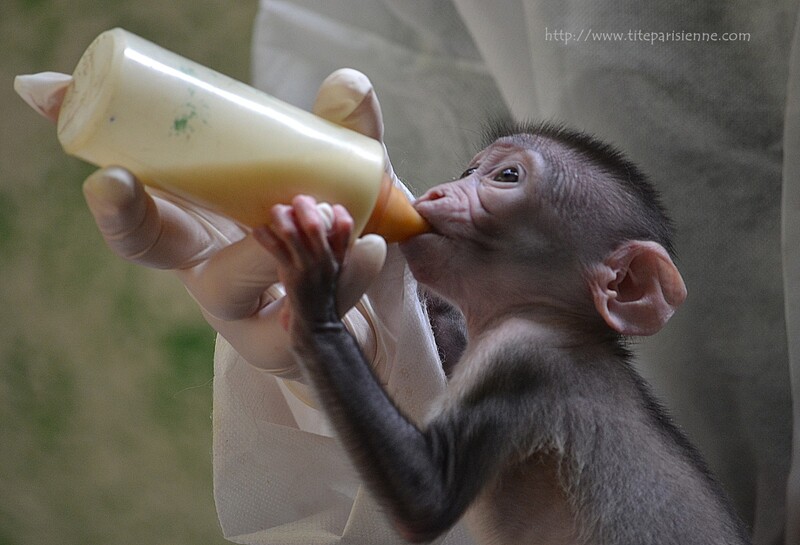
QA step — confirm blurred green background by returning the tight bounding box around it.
[1,1,259,543]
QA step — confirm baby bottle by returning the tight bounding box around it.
[52,28,429,242]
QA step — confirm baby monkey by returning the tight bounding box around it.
[255,122,751,545]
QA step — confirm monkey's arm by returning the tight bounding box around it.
[292,319,522,542]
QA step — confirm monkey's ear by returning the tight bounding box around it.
[588,241,687,336]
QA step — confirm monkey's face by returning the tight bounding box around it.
[401,137,573,301]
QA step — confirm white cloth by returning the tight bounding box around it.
[214,1,800,544]
[213,242,476,544]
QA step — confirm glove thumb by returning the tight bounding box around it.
[313,68,400,190]
[313,68,385,145]
[336,234,387,314]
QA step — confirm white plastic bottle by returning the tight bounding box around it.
[55,28,428,242]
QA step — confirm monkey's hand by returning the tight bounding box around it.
[253,196,360,336]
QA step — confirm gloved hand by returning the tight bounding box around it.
[80,69,393,380]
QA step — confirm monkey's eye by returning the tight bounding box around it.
[458,167,477,179]
[493,167,520,183]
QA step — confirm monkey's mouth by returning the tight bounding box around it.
[409,203,444,237]
[411,192,478,242]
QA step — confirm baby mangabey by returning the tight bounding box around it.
[255,122,752,545]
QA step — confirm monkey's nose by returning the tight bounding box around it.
[418,188,447,203]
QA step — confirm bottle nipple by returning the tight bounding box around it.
[362,173,430,243]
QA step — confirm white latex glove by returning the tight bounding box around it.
[14,72,71,123]
[313,69,401,187]
[76,70,391,380]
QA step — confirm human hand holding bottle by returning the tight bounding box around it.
[27,69,395,379]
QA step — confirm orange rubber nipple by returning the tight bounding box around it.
[363,174,430,243]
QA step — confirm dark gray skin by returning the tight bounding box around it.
[419,286,467,377]
[254,123,752,545]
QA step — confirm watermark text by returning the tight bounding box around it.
[544,28,751,45]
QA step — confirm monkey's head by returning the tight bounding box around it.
[400,121,686,337]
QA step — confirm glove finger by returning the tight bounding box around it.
[313,68,384,143]
[83,167,242,269]
[314,69,399,185]
[336,234,387,313]
[202,293,303,380]
[177,233,281,321]
[14,72,71,123]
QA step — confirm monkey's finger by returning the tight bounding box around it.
[292,195,332,263]
[175,233,281,321]
[313,68,384,143]
[83,167,238,269]
[329,204,355,265]
[266,203,307,269]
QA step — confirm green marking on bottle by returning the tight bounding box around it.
[172,103,198,136]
